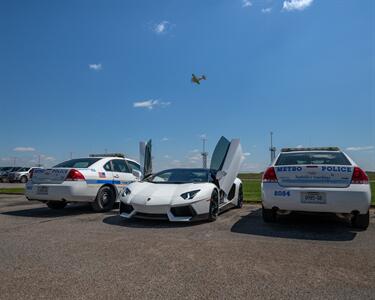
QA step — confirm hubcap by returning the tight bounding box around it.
[211,194,219,216]
[102,192,109,205]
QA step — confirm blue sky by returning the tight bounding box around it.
[0,0,374,171]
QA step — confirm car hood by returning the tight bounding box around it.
[125,181,212,206]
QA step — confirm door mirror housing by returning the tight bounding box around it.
[215,170,227,181]
[132,169,142,179]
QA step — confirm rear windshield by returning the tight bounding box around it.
[276,152,351,166]
[53,158,100,168]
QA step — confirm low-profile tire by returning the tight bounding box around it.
[20,176,28,183]
[46,201,67,210]
[351,212,369,230]
[208,189,219,222]
[92,186,116,212]
[236,184,244,209]
[262,206,276,223]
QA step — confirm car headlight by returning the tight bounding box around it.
[122,187,131,197]
[180,189,200,200]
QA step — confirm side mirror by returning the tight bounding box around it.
[132,169,142,179]
[216,170,227,181]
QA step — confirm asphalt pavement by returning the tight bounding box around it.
[0,195,374,299]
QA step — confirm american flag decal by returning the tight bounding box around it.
[98,172,106,178]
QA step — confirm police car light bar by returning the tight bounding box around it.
[281,147,340,152]
[89,153,125,158]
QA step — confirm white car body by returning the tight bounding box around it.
[25,155,141,210]
[120,137,244,222]
[262,148,371,217]
[8,167,36,183]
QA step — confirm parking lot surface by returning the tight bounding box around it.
[0,195,374,299]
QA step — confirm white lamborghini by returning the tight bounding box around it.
[119,137,244,222]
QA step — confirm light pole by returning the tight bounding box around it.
[201,137,208,168]
[269,132,276,164]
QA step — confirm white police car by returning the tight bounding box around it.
[261,147,371,229]
[25,154,141,212]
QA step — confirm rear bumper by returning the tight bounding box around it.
[262,183,371,214]
[25,182,97,202]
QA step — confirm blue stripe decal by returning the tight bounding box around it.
[86,180,134,185]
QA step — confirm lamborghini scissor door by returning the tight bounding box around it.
[210,136,244,195]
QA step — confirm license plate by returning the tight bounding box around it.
[37,186,48,195]
[301,192,326,204]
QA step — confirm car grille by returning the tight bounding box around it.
[120,202,134,214]
[135,212,169,220]
[170,206,196,218]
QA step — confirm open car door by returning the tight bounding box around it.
[139,139,152,178]
[210,136,244,195]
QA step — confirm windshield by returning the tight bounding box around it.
[147,168,211,184]
[276,152,351,166]
[54,158,100,168]
[18,167,30,172]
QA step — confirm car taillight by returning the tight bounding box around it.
[351,167,368,184]
[65,169,85,181]
[262,167,278,183]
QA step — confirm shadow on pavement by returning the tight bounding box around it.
[231,208,360,241]
[103,215,206,229]
[2,203,96,218]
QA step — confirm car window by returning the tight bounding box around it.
[127,160,141,172]
[19,167,29,172]
[276,152,351,166]
[54,158,101,168]
[103,162,112,171]
[149,169,209,183]
[112,159,130,173]
[210,136,230,171]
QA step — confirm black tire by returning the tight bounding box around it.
[20,176,28,183]
[236,184,244,209]
[351,212,369,230]
[92,186,116,212]
[46,201,67,210]
[262,206,276,223]
[208,189,219,222]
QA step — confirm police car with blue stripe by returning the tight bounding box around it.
[25,154,142,212]
[261,147,371,229]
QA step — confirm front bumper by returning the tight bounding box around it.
[262,183,371,214]
[119,201,209,222]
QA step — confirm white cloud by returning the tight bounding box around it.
[346,146,374,152]
[261,7,272,13]
[283,0,313,11]
[13,147,35,152]
[40,154,56,161]
[133,99,171,110]
[153,21,170,34]
[296,145,304,149]
[88,63,102,71]
[161,137,169,142]
[163,155,171,159]
[243,152,251,156]
[242,0,252,8]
